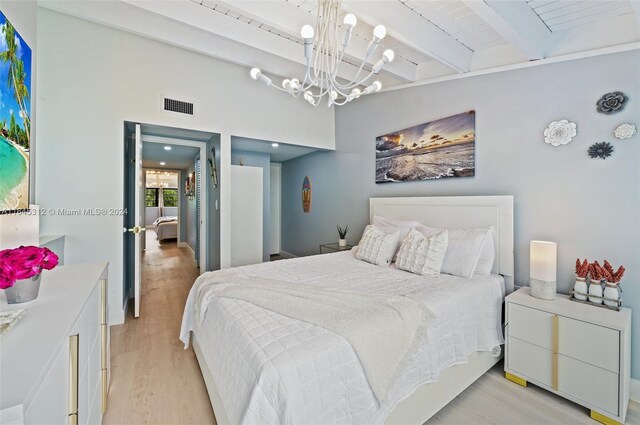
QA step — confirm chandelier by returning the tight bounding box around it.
[249,0,394,107]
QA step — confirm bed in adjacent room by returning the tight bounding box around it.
[152,216,178,241]
[180,196,514,425]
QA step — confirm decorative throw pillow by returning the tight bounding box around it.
[474,228,495,276]
[440,228,492,279]
[372,216,422,262]
[372,215,421,240]
[395,229,448,277]
[355,225,401,267]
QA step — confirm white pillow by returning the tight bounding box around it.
[414,225,491,279]
[474,229,495,276]
[396,229,448,277]
[372,215,421,240]
[441,228,492,279]
[355,225,401,267]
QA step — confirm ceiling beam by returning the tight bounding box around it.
[122,0,406,85]
[343,0,473,73]
[42,0,402,88]
[219,0,417,82]
[463,0,557,60]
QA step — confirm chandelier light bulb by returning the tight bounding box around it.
[347,88,361,102]
[343,13,357,28]
[364,80,382,94]
[301,24,315,40]
[304,90,316,106]
[248,1,391,107]
[372,53,390,73]
[250,67,261,80]
[373,24,387,41]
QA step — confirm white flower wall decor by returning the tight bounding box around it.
[614,123,636,140]
[544,119,577,146]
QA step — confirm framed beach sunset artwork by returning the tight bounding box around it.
[375,111,476,183]
[0,10,31,213]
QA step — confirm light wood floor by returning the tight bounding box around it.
[104,235,640,425]
[103,234,216,424]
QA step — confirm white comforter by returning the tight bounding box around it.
[154,219,178,241]
[180,273,433,401]
[184,252,504,425]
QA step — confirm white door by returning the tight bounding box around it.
[231,165,263,266]
[269,164,281,255]
[133,124,145,317]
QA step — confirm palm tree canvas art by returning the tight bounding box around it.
[0,11,31,212]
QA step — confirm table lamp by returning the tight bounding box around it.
[530,240,557,300]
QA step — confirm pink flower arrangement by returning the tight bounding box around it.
[0,246,59,289]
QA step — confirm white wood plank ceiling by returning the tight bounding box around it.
[42,0,640,89]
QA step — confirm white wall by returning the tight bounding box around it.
[35,8,335,323]
[144,207,159,226]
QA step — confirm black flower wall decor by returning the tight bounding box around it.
[588,142,614,159]
[597,91,627,114]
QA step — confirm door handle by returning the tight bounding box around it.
[125,226,146,234]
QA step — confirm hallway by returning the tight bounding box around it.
[103,232,216,424]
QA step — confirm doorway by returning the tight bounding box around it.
[123,122,218,318]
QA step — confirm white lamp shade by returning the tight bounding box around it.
[530,241,557,282]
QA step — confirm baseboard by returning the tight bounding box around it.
[279,250,297,259]
[181,243,196,257]
[631,378,640,403]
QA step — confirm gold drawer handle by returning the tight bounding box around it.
[101,324,108,369]
[69,334,79,424]
[102,369,108,413]
[100,279,108,325]
[552,314,559,391]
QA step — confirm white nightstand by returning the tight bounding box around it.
[504,287,632,425]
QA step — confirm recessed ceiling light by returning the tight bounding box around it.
[164,146,172,151]
[159,161,166,166]
[271,143,279,148]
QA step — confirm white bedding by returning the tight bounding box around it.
[186,251,505,425]
[154,220,178,241]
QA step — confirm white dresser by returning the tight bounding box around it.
[0,262,110,425]
[505,287,631,425]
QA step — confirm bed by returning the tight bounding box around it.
[153,216,178,241]
[182,196,514,425]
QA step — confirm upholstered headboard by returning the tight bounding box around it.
[370,196,514,293]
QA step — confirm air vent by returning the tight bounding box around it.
[163,97,194,115]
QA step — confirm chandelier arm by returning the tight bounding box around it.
[339,70,378,90]
[332,55,370,89]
